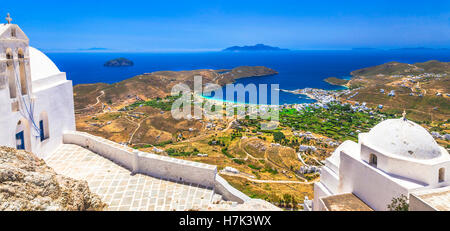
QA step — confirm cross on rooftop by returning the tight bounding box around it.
[6,13,12,24]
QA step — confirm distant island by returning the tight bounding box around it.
[223,44,289,52]
[104,58,134,67]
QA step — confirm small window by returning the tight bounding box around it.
[39,112,50,142]
[16,131,25,150]
[369,154,378,167]
[11,28,16,38]
[439,168,445,183]
[39,119,49,142]
[39,120,45,141]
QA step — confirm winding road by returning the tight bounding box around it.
[75,91,105,112]
[126,114,152,145]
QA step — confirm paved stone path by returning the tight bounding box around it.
[46,144,219,211]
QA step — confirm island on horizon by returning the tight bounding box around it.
[104,58,134,67]
[223,44,290,52]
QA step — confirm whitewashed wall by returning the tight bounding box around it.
[214,175,250,203]
[63,131,217,187]
[0,78,75,159]
[360,143,450,187]
[339,151,413,211]
[312,182,332,211]
[62,131,258,204]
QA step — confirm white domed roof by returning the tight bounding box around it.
[29,47,61,81]
[364,119,441,160]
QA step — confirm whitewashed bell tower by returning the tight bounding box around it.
[0,13,33,114]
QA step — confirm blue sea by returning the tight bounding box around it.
[47,50,450,105]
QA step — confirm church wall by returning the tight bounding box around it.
[32,73,67,91]
[0,110,22,148]
[0,79,75,158]
[313,182,332,211]
[339,151,410,211]
[319,165,340,194]
[324,158,339,174]
[360,144,450,187]
[0,61,10,115]
[0,61,6,90]
[31,79,76,158]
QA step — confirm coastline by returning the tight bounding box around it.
[279,87,349,105]
[198,72,352,106]
[198,82,349,106]
[324,77,351,89]
[280,89,317,101]
[198,93,281,106]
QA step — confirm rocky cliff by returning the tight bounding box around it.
[0,146,107,211]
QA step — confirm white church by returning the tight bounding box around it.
[0,14,75,158]
[310,115,450,211]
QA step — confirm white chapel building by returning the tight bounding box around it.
[0,16,75,158]
[312,116,450,211]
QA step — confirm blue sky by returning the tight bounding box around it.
[3,0,450,51]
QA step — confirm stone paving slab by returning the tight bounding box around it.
[46,144,217,211]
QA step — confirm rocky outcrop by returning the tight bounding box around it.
[324,77,349,86]
[0,146,107,211]
[104,58,134,67]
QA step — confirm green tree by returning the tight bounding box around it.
[387,194,409,211]
[273,132,285,143]
[283,194,292,208]
[292,196,298,210]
